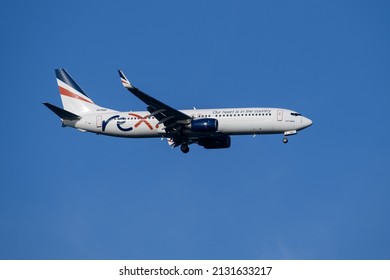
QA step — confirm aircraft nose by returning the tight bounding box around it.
[303,117,313,128]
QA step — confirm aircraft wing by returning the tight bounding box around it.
[118,70,192,133]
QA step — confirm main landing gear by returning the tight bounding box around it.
[283,137,288,144]
[181,144,190,153]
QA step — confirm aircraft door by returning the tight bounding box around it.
[96,115,102,128]
[277,110,283,121]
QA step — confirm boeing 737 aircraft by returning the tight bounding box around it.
[44,69,312,153]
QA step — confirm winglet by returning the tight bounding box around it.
[118,70,134,89]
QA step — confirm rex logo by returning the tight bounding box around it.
[101,113,157,132]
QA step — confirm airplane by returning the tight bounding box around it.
[43,69,313,153]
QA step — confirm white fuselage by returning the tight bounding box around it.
[64,107,312,138]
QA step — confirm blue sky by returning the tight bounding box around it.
[1,0,389,259]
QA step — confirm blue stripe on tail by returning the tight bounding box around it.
[55,69,89,98]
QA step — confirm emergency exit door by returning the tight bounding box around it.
[277,110,283,121]
[96,115,102,128]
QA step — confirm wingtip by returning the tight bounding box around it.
[117,69,125,78]
[118,69,133,89]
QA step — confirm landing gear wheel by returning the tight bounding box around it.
[283,137,288,144]
[181,144,190,153]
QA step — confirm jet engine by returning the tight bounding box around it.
[198,135,231,149]
[190,118,218,133]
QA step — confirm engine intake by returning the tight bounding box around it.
[190,118,218,133]
[198,135,231,149]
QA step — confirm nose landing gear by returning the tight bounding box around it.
[283,130,297,144]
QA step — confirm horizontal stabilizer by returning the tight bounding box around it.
[43,102,81,120]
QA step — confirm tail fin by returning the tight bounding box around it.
[55,69,107,114]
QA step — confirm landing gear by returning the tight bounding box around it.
[283,130,296,143]
[181,144,190,153]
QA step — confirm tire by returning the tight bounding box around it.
[181,144,190,153]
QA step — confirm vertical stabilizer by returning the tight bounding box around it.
[55,69,107,114]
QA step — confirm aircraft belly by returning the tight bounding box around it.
[273,121,297,133]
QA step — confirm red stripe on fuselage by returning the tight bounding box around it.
[59,86,93,104]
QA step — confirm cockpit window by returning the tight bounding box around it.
[291,112,302,116]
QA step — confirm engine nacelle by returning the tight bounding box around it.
[198,135,231,149]
[190,118,218,133]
